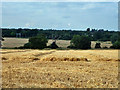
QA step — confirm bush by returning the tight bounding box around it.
[24,43,31,49]
[110,46,114,49]
[48,41,58,49]
[56,47,70,50]
[67,45,75,49]
[70,35,91,49]
[102,46,108,49]
[23,34,48,49]
[95,43,101,48]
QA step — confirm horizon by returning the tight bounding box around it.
[1,27,118,32]
[2,2,118,31]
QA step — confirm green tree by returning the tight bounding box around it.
[10,32,16,37]
[70,35,91,49]
[24,34,48,49]
[93,31,103,41]
[112,40,120,49]
[110,34,118,44]
[111,33,120,49]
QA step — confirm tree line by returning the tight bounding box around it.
[16,34,120,49]
[2,28,119,42]
[1,28,120,49]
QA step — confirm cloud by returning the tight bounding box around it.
[2,2,118,30]
[1,0,119,2]
[68,23,71,26]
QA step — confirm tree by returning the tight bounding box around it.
[70,35,91,49]
[95,43,101,48]
[93,31,103,41]
[87,28,90,32]
[111,33,120,49]
[0,41,1,48]
[110,34,118,44]
[24,34,48,49]
[10,32,16,37]
[112,40,120,49]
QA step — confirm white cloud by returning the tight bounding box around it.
[68,23,71,26]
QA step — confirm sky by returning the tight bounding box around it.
[2,2,118,31]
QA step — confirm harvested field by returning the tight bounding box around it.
[1,38,28,48]
[1,38,112,48]
[2,49,119,88]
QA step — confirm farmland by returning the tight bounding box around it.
[2,49,119,88]
[1,38,119,88]
[1,1,119,88]
[1,38,112,48]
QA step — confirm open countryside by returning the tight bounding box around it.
[1,37,119,88]
[1,2,119,89]
[2,38,112,49]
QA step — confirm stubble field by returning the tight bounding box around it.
[1,38,112,48]
[2,49,119,88]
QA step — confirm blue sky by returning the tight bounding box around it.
[2,2,118,31]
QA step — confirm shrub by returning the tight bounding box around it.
[95,43,101,48]
[67,45,75,49]
[102,46,108,49]
[18,46,24,49]
[24,43,31,49]
[70,35,91,49]
[49,41,58,49]
[110,46,114,49]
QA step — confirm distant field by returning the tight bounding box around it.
[1,38,112,48]
[2,49,119,88]
[1,38,29,48]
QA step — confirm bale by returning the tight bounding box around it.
[33,58,40,61]
[41,57,88,61]
[2,57,7,60]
